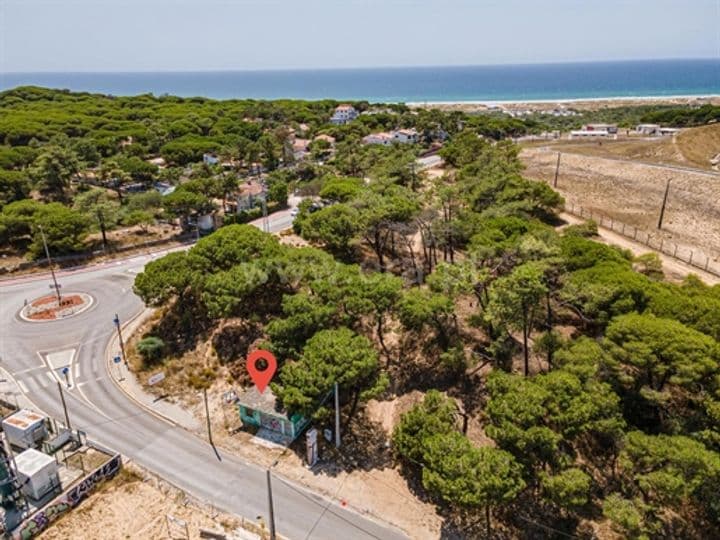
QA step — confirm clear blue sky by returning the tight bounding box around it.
[1,0,718,72]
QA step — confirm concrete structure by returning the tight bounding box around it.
[147,156,166,168]
[584,123,618,134]
[569,129,612,139]
[154,182,176,196]
[362,132,394,146]
[2,410,47,450]
[363,128,420,145]
[292,138,311,160]
[636,123,662,135]
[14,448,59,500]
[236,387,308,440]
[330,104,358,125]
[202,153,219,165]
[237,180,265,211]
[392,128,419,144]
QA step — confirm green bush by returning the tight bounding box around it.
[136,336,165,362]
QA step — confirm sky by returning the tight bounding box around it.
[1,0,718,73]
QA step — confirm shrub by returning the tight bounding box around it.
[136,336,165,362]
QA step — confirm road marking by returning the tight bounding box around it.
[13,366,46,375]
[74,363,80,379]
[46,349,75,370]
[17,380,27,393]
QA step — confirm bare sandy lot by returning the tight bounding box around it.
[39,464,261,540]
[521,147,720,260]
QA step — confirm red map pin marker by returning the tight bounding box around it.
[247,349,277,394]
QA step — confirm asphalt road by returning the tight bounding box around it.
[0,208,407,540]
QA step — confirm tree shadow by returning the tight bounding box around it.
[292,411,394,478]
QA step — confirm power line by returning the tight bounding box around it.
[273,474,386,540]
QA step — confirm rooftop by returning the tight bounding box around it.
[14,448,55,476]
[3,409,44,430]
[236,386,284,416]
[238,180,264,197]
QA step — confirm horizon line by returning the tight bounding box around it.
[3,56,718,76]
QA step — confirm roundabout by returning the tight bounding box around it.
[18,292,94,322]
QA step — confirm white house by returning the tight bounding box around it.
[330,104,359,125]
[362,132,394,146]
[392,128,419,144]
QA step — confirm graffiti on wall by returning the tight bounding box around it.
[15,454,122,540]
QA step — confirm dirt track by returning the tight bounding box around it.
[521,148,720,262]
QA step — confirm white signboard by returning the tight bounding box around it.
[148,371,165,386]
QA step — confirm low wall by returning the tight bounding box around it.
[12,453,122,540]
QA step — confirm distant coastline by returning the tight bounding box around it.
[409,94,720,112]
[2,59,718,103]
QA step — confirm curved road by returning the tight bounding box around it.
[0,209,407,540]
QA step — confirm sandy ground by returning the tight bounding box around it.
[412,95,720,113]
[521,147,720,263]
[38,464,263,540]
[560,211,719,286]
[179,381,444,540]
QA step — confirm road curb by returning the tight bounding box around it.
[103,307,184,429]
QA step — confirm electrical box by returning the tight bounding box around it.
[14,448,59,500]
[2,410,47,449]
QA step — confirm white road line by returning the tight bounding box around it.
[13,366,46,375]
[74,363,80,378]
[23,378,37,392]
[46,371,55,383]
[17,380,28,393]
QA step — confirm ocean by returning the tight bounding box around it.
[1,59,718,103]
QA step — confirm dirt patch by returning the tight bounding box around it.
[23,294,91,321]
[521,147,720,258]
[38,463,263,540]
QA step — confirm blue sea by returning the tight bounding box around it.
[1,59,718,102]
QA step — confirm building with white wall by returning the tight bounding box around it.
[330,105,359,125]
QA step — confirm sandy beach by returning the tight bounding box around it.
[409,94,720,112]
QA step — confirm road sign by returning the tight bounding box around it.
[61,366,69,375]
[148,371,165,386]
[324,428,333,443]
[113,356,121,364]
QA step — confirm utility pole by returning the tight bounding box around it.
[97,209,108,253]
[261,194,270,233]
[266,469,277,540]
[334,382,341,449]
[657,178,671,230]
[38,225,62,304]
[553,152,561,188]
[203,388,213,446]
[57,381,71,430]
[113,314,129,368]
